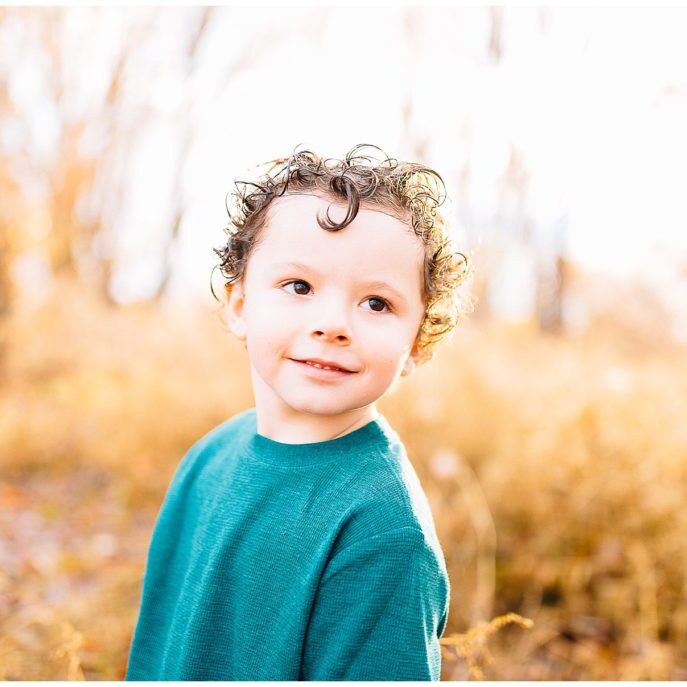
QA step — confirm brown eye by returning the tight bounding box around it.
[284,280,310,295]
[365,297,390,313]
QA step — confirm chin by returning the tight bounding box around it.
[283,397,359,417]
[278,387,373,416]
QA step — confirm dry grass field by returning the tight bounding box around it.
[1,279,686,680]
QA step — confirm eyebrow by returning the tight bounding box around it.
[271,261,409,303]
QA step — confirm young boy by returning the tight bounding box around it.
[125,145,471,681]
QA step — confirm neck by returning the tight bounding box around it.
[256,404,379,444]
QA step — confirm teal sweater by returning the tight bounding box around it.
[125,408,450,681]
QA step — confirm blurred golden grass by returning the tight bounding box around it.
[1,278,686,679]
[440,612,535,680]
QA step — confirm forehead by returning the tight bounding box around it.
[249,193,425,287]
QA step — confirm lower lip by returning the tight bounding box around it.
[290,359,356,380]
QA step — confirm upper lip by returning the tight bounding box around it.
[293,357,356,373]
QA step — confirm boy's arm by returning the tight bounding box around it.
[300,525,450,681]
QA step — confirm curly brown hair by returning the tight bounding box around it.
[212,144,474,365]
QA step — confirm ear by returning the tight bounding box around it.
[224,281,247,341]
[400,342,421,378]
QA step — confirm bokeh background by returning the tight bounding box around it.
[1,5,686,680]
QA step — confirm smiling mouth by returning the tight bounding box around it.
[290,359,356,374]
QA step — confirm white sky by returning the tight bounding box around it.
[4,7,687,312]
[167,7,687,304]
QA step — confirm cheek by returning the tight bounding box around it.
[245,293,290,332]
[363,327,413,368]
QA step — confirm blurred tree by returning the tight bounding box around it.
[1,8,158,305]
[536,218,568,334]
[496,147,530,244]
[399,8,430,163]
[490,146,572,333]
[488,7,503,64]
[150,6,313,301]
[152,7,213,301]
[3,6,327,307]
[0,20,21,373]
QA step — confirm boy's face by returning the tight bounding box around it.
[225,193,426,435]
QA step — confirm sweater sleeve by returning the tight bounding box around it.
[300,525,450,681]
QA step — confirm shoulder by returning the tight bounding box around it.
[326,525,444,579]
[194,407,255,451]
[336,421,445,558]
[173,407,256,481]
[320,524,450,638]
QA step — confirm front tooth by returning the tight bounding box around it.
[307,361,336,370]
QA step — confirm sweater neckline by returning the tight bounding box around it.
[244,408,395,467]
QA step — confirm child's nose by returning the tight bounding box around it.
[309,305,352,344]
[312,328,350,344]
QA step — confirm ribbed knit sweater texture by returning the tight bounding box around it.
[125,408,450,681]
